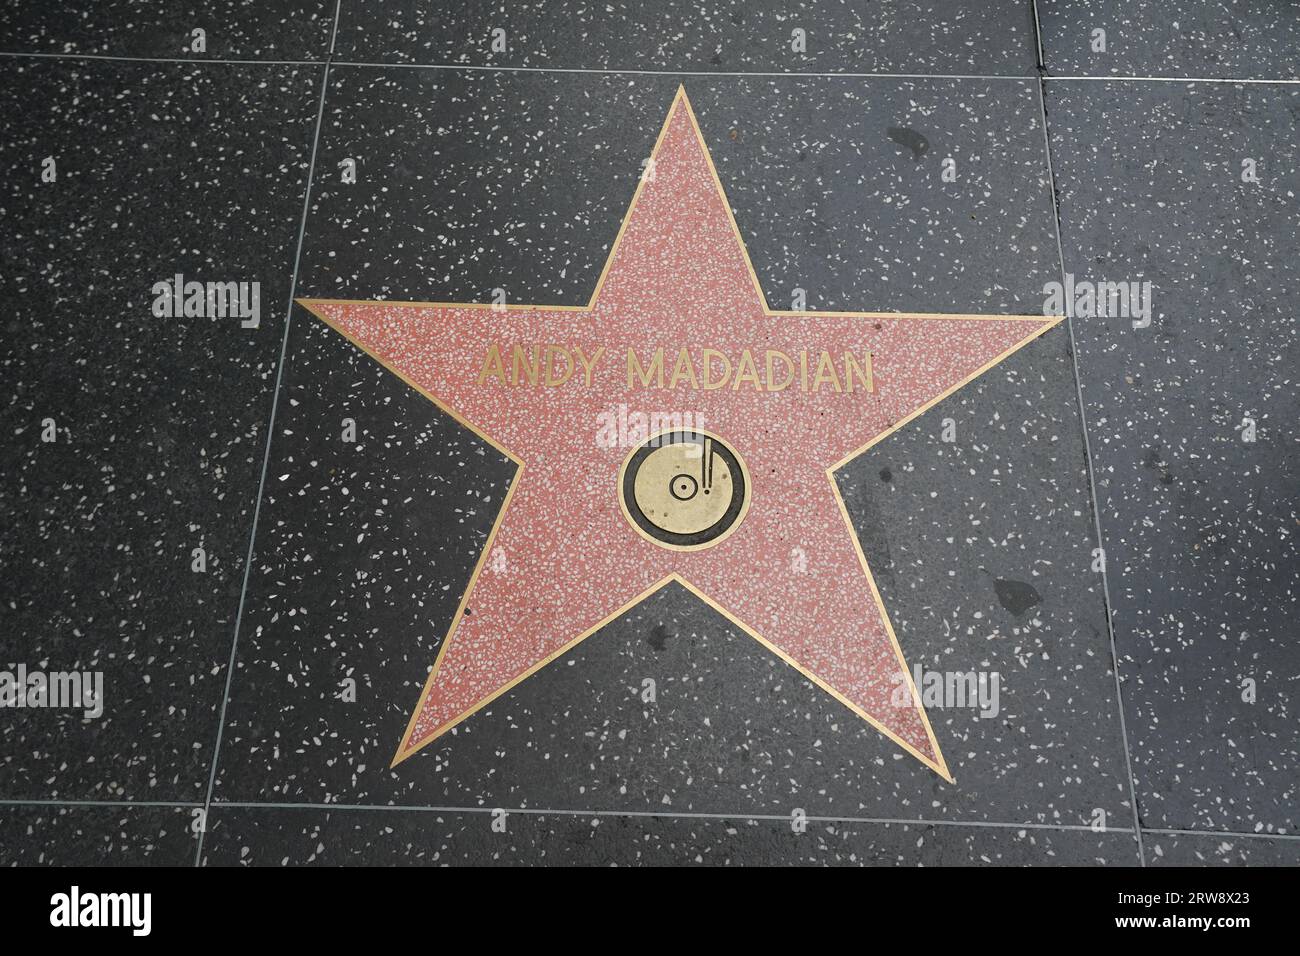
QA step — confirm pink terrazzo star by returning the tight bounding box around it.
[300,87,1060,781]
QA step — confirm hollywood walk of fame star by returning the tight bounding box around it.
[298,87,1062,781]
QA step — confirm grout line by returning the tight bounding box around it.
[0,50,320,66]
[3,49,1295,84]
[191,18,339,868]
[206,801,1114,834]
[1027,7,1149,869]
[0,50,1033,81]
[329,0,342,56]
[5,47,1294,83]
[1032,76,1146,867]
[1044,73,1299,85]
[0,799,204,809]
[325,61,1038,81]
[4,797,1291,845]
[1145,827,1300,844]
[1030,0,1046,70]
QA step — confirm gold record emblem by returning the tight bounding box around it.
[619,430,750,551]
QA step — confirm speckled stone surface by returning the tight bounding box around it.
[201,807,1139,865]
[295,90,1061,776]
[2,3,1294,868]
[1038,1,1300,80]
[336,1,1038,74]
[207,70,1133,830]
[293,69,1061,311]
[0,60,320,801]
[841,330,1132,821]
[0,1,336,60]
[1146,832,1300,867]
[0,806,196,866]
[1046,81,1299,834]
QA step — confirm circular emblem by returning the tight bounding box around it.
[619,430,750,551]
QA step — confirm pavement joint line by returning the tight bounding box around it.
[1143,827,1300,843]
[0,50,322,66]
[1033,75,1147,867]
[4,799,1291,843]
[205,801,1128,834]
[1030,0,1046,70]
[191,2,341,868]
[2,50,1296,84]
[0,799,205,809]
